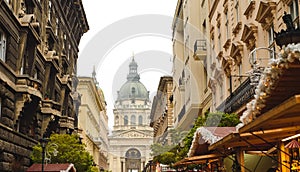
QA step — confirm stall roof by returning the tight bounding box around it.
[26,163,76,172]
[173,154,222,167]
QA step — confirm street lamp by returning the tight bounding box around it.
[40,138,49,172]
[40,138,58,172]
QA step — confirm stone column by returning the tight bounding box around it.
[121,161,124,172]
[141,161,144,171]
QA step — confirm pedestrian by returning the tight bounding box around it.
[156,162,161,172]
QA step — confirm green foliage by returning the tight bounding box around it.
[89,166,99,172]
[160,152,176,165]
[205,112,240,127]
[169,129,188,145]
[205,112,222,126]
[31,134,95,172]
[218,112,240,127]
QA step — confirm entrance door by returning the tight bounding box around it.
[125,148,141,172]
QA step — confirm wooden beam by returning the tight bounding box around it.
[240,126,300,137]
[186,154,222,161]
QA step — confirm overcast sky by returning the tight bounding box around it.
[78,0,177,129]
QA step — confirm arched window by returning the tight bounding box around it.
[131,115,136,125]
[124,115,128,125]
[138,115,143,125]
[115,116,119,125]
[125,148,141,159]
[131,87,136,94]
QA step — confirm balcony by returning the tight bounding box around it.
[41,99,61,116]
[193,40,207,61]
[93,137,104,145]
[59,116,75,130]
[16,75,42,98]
[217,77,255,113]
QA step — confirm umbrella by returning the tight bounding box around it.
[285,139,300,149]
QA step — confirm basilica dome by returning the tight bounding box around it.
[117,58,149,101]
[118,80,149,100]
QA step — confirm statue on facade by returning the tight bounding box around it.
[282,12,295,31]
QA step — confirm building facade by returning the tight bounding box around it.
[172,0,300,171]
[172,0,211,132]
[0,0,88,171]
[77,75,109,170]
[150,76,174,145]
[208,0,299,114]
[108,58,153,172]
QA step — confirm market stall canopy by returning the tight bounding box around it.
[188,127,236,157]
[173,154,222,167]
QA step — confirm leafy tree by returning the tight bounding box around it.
[218,112,240,127]
[205,112,240,127]
[31,134,96,172]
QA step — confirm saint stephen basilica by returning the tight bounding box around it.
[108,58,153,172]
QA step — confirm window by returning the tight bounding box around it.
[34,67,38,79]
[124,115,128,125]
[55,18,59,36]
[225,11,229,40]
[115,116,119,125]
[48,1,52,22]
[138,115,143,125]
[219,82,224,100]
[0,30,7,61]
[289,0,299,21]
[238,63,242,77]
[268,26,274,45]
[237,63,243,83]
[218,27,221,51]
[131,87,136,95]
[268,25,276,58]
[204,68,208,90]
[235,0,240,23]
[131,115,136,125]
[20,58,25,74]
[202,20,206,37]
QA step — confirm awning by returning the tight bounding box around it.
[188,127,236,157]
[173,154,222,167]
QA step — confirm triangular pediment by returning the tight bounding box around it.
[255,1,276,24]
[241,24,257,50]
[111,129,153,138]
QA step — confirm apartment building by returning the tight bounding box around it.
[150,76,173,145]
[0,0,88,171]
[174,0,300,171]
[208,0,299,114]
[77,75,109,170]
[172,0,211,132]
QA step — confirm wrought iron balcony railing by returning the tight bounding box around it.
[217,77,255,113]
[193,39,207,61]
